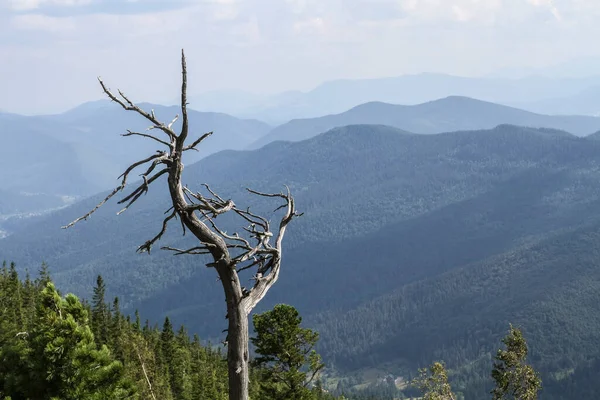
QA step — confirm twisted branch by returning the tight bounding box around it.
[137,209,177,254]
[62,47,299,338]
[99,78,177,140]
[184,132,213,152]
[122,130,172,148]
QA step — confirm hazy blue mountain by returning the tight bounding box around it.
[513,86,600,116]
[4,123,600,398]
[0,102,271,220]
[489,56,600,79]
[0,112,96,196]
[187,74,600,123]
[249,96,600,149]
[185,90,305,125]
[49,99,116,120]
[39,101,271,189]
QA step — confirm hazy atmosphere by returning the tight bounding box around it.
[3,0,600,114]
[5,1,600,399]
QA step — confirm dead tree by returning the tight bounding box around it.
[63,49,300,400]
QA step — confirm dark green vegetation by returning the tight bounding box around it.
[413,362,457,400]
[249,96,600,148]
[491,325,541,400]
[0,265,342,400]
[252,304,325,399]
[0,263,226,399]
[4,123,600,398]
[411,326,542,400]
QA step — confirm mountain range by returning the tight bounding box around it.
[186,74,600,123]
[8,80,600,398]
[4,122,600,397]
[249,96,600,149]
[513,86,600,116]
[0,103,271,217]
[10,93,600,220]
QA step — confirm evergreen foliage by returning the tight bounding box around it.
[491,325,542,400]
[252,304,325,399]
[0,271,135,399]
[0,266,232,399]
[0,264,345,400]
[91,275,109,347]
[413,362,456,400]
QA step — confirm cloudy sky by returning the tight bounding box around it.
[1,0,599,114]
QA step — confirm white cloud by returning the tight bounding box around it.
[8,3,220,36]
[394,0,502,24]
[5,0,91,11]
[1,0,600,114]
[293,16,325,34]
[452,5,472,21]
[11,12,76,31]
[527,0,562,21]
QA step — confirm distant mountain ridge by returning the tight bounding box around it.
[0,103,271,219]
[513,86,600,116]
[249,96,600,149]
[6,93,600,226]
[187,73,600,123]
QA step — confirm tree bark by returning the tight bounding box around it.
[64,49,299,400]
[226,299,250,400]
[215,264,250,400]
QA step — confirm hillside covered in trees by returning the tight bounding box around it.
[6,0,600,397]
[0,263,355,400]
[0,262,558,400]
[3,122,600,397]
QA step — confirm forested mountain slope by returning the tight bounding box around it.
[0,190,69,216]
[312,220,600,398]
[3,124,600,398]
[250,96,600,149]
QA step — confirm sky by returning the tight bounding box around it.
[1,0,600,114]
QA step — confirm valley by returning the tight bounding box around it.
[5,4,600,398]
[4,106,600,397]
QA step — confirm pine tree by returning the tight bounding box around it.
[21,271,36,328]
[413,361,456,400]
[160,317,175,364]
[111,297,123,359]
[170,326,193,400]
[2,282,136,399]
[36,262,51,287]
[91,275,109,346]
[0,267,250,400]
[134,310,141,332]
[251,304,324,400]
[491,324,542,400]
[7,263,23,327]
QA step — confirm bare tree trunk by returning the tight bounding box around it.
[227,302,250,400]
[217,267,250,400]
[64,49,300,400]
